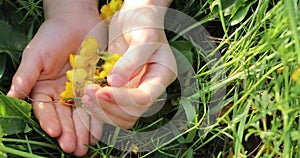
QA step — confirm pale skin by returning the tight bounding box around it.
[7,0,176,156]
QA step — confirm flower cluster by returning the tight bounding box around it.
[60,36,122,103]
[60,36,100,102]
[60,0,123,103]
[100,0,123,21]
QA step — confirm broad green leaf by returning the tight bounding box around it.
[0,20,27,68]
[0,94,31,137]
[170,40,194,65]
[0,0,3,6]
[184,128,197,143]
[209,0,237,16]
[230,0,257,26]
[171,48,192,75]
[0,53,7,79]
[184,148,194,158]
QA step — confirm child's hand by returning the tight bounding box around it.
[82,0,177,129]
[7,0,106,156]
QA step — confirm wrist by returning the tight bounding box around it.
[43,0,99,19]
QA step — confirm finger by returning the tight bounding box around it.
[139,44,178,95]
[107,30,163,87]
[82,95,136,129]
[94,87,150,117]
[31,93,61,137]
[72,107,90,157]
[84,85,141,121]
[89,117,103,146]
[7,46,42,99]
[55,102,76,153]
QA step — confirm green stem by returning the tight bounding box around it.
[1,138,56,149]
[217,0,228,38]
[0,145,45,158]
[284,0,300,63]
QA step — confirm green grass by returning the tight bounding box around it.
[1,0,300,157]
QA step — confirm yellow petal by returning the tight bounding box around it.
[69,54,75,68]
[109,0,123,13]
[99,71,108,79]
[66,70,73,82]
[100,4,113,20]
[60,81,73,102]
[112,53,122,60]
[74,55,89,68]
[103,61,114,72]
[80,36,99,57]
[73,68,88,83]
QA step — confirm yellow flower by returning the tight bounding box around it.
[292,68,300,82]
[100,0,123,21]
[60,82,73,102]
[60,35,122,103]
[60,36,101,102]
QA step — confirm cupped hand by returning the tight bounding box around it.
[82,2,177,130]
[7,11,107,156]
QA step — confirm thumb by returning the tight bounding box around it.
[7,47,41,99]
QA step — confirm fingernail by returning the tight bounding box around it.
[108,73,124,87]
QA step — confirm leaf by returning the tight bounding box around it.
[183,148,194,158]
[0,53,7,79]
[184,128,197,143]
[170,40,194,65]
[0,20,27,68]
[0,94,32,137]
[181,98,196,125]
[171,48,192,75]
[230,0,257,26]
[209,0,237,16]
